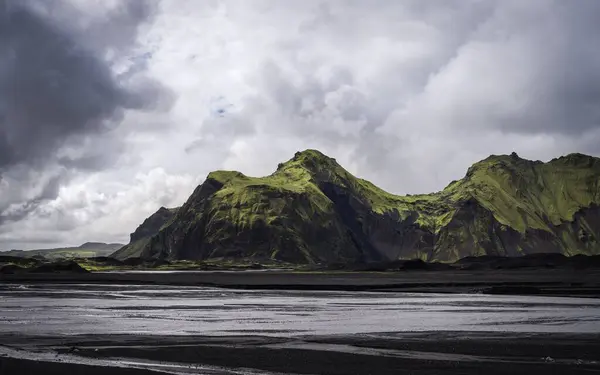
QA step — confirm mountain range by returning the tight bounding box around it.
[111,150,600,263]
[4,242,124,260]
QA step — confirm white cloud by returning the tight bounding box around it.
[0,168,199,248]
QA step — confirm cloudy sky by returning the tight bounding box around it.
[1,0,600,249]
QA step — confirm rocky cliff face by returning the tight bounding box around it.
[116,150,600,263]
[111,206,179,260]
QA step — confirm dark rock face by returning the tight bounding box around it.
[110,206,180,260]
[433,201,600,261]
[129,207,179,243]
[144,180,362,264]
[116,150,600,263]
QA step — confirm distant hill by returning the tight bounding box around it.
[113,149,600,263]
[3,242,124,260]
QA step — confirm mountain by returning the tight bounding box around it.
[3,242,124,260]
[113,150,600,263]
[111,206,179,260]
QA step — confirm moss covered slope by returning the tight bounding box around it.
[128,150,600,263]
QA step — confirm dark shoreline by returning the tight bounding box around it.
[0,357,167,375]
[2,268,600,297]
[2,273,600,374]
[3,269,600,373]
[2,332,599,375]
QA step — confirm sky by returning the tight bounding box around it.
[1,0,600,250]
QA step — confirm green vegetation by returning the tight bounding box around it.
[74,258,297,272]
[0,256,40,268]
[118,150,600,263]
[441,153,600,232]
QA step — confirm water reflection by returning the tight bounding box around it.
[1,284,599,336]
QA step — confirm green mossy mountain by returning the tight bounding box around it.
[113,150,600,263]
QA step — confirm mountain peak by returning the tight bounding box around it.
[293,149,338,166]
[206,170,247,184]
[550,153,600,167]
[293,149,331,160]
[279,149,341,173]
[464,153,541,178]
[481,153,529,164]
[271,149,350,186]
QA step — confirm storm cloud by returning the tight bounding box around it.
[0,0,171,225]
[2,0,600,249]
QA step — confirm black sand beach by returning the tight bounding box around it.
[2,270,600,374]
[2,332,600,374]
[2,268,600,296]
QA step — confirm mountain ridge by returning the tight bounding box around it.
[3,242,124,260]
[111,206,179,260]
[112,150,600,263]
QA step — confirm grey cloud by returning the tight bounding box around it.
[89,1,158,53]
[408,0,600,137]
[20,0,158,55]
[0,0,171,224]
[0,171,64,225]
[0,235,63,250]
[497,2,600,135]
[0,0,158,168]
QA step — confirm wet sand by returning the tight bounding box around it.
[2,332,600,374]
[2,268,600,296]
[2,271,600,374]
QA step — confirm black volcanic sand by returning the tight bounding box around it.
[2,268,600,297]
[3,267,600,373]
[0,357,167,375]
[1,332,600,375]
